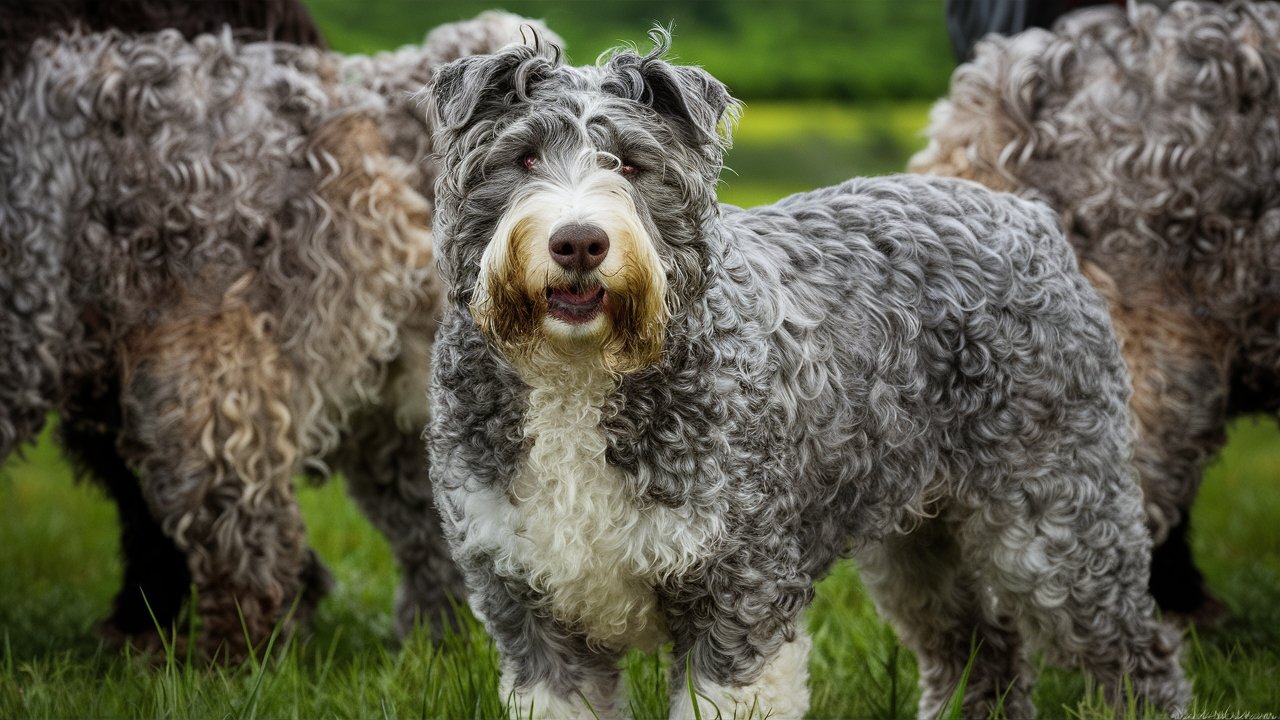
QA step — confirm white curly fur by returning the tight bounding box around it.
[453,350,725,661]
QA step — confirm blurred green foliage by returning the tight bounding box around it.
[307,0,955,100]
[720,100,933,206]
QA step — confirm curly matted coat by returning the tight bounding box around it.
[910,0,1280,621]
[424,30,1189,720]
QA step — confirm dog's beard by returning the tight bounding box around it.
[470,209,669,375]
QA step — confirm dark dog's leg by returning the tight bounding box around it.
[1149,514,1223,623]
[1089,272,1230,622]
[59,384,192,641]
[1127,339,1230,622]
[856,522,1032,720]
[295,547,335,631]
[99,471,191,637]
[338,415,465,639]
[121,305,312,662]
[64,419,191,636]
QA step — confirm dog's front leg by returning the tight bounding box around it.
[458,552,625,720]
[662,574,813,720]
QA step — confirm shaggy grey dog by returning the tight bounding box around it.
[911,0,1280,622]
[0,11,550,660]
[425,30,1191,720]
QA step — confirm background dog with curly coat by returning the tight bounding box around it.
[425,31,1190,720]
[0,0,335,655]
[0,10,550,660]
[911,0,1280,621]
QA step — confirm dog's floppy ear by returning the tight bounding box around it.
[423,34,559,137]
[603,28,740,150]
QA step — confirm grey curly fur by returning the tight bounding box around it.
[425,30,1190,719]
[911,0,1280,620]
[0,11,555,659]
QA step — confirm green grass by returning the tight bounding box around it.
[3,418,1279,718]
[4,102,1280,718]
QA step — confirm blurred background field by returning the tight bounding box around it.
[308,0,956,100]
[2,0,1279,717]
[310,0,955,206]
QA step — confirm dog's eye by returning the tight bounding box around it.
[521,153,539,171]
[619,163,638,178]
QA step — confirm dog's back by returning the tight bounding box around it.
[718,174,1131,544]
[913,1,1280,328]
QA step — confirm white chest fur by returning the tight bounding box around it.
[496,358,718,649]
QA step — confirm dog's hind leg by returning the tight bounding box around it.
[120,300,311,662]
[1149,514,1222,625]
[856,520,1033,720]
[965,472,1191,716]
[1087,267,1231,623]
[336,414,465,639]
[1124,319,1230,623]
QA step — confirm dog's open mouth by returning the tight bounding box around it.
[546,285,605,324]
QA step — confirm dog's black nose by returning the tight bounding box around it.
[549,224,609,272]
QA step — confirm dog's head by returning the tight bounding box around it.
[425,28,738,374]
